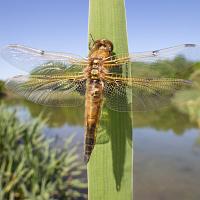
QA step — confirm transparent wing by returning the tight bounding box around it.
[5,64,86,107]
[104,75,192,112]
[1,44,88,72]
[104,44,200,66]
[103,44,199,111]
[130,44,200,62]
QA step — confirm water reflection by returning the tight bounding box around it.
[2,97,197,133]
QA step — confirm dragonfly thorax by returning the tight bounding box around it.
[88,59,103,79]
[91,68,99,77]
[90,63,100,79]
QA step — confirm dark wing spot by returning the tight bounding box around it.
[185,44,196,47]
[40,50,45,55]
[152,50,159,56]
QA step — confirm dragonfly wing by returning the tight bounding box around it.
[130,44,200,63]
[104,75,192,112]
[5,63,86,107]
[104,79,131,111]
[103,44,199,111]
[104,44,200,64]
[6,75,86,107]
[1,44,88,72]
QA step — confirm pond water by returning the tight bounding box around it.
[1,98,200,200]
[134,128,200,200]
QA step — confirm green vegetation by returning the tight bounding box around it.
[168,58,200,128]
[0,80,5,95]
[172,76,200,127]
[0,104,87,200]
[131,56,194,79]
[88,0,133,200]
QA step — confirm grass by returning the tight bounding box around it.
[88,0,133,199]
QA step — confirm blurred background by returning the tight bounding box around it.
[0,0,200,200]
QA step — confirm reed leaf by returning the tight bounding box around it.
[88,0,133,199]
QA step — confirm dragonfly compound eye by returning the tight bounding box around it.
[101,39,113,52]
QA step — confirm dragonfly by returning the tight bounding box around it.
[1,39,199,162]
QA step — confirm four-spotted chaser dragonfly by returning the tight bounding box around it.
[1,40,199,162]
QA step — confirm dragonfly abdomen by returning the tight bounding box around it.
[84,79,104,163]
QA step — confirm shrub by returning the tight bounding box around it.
[0,104,87,200]
[0,80,5,94]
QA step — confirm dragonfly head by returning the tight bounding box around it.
[89,39,113,52]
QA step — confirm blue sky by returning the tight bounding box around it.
[0,0,200,80]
